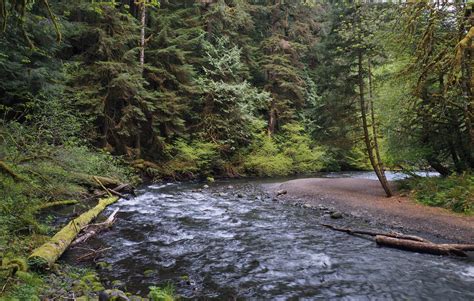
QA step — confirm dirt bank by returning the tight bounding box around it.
[266,178,474,243]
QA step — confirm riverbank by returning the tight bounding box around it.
[266,178,474,243]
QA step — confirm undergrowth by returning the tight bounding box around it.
[0,120,135,298]
[400,173,473,214]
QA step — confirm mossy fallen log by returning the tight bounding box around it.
[73,173,122,188]
[132,159,161,170]
[0,160,25,181]
[34,200,79,211]
[28,196,118,269]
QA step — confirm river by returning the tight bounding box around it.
[66,172,474,299]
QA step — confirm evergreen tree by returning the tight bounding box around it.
[195,36,269,154]
[64,2,157,157]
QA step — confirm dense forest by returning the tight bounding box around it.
[0,0,473,299]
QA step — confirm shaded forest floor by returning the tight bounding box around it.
[267,178,474,243]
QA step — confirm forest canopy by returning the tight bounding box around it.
[0,0,472,179]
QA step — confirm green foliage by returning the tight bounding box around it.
[244,133,293,177]
[73,272,105,294]
[278,123,326,173]
[401,174,474,214]
[1,270,43,301]
[196,36,269,153]
[244,123,327,177]
[162,139,220,179]
[148,283,176,301]
[386,2,474,174]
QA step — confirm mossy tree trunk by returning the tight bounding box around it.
[357,51,392,197]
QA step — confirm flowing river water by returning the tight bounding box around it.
[67,172,474,300]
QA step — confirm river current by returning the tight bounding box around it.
[67,173,474,300]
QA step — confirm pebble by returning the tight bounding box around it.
[330,212,343,219]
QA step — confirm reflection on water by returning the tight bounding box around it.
[67,176,472,300]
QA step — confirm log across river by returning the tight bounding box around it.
[64,175,474,299]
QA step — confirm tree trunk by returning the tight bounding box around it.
[268,100,277,136]
[140,1,146,68]
[358,52,392,197]
[28,197,119,269]
[368,59,391,195]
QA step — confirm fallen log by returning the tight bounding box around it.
[28,196,118,269]
[107,188,129,199]
[132,159,160,170]
[73,173,122,188]
[85,183,133,201]
[375,235,474,257]
[94,176,129,200]
[321,223,429,242]
[0,160,25,181]
[34,200,79,211]
[71,208,119,247]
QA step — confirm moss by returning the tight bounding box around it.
[34,200,79,211]
[74,272,105,294]
[144,269,157,277]
[1,257,28,276]
[28,197,118,269]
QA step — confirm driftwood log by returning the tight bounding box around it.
[321,223,428,242]
[322,223,474,257]
[375,235,474,257]
[71,208,119,247]
[28,196,118,269]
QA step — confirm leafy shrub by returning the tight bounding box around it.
[402,173,473,213]
[148,284,176,301]
[163,139,220,178]
[243,123,327,176]
[243,134,293,176]
[279,124,326,173]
